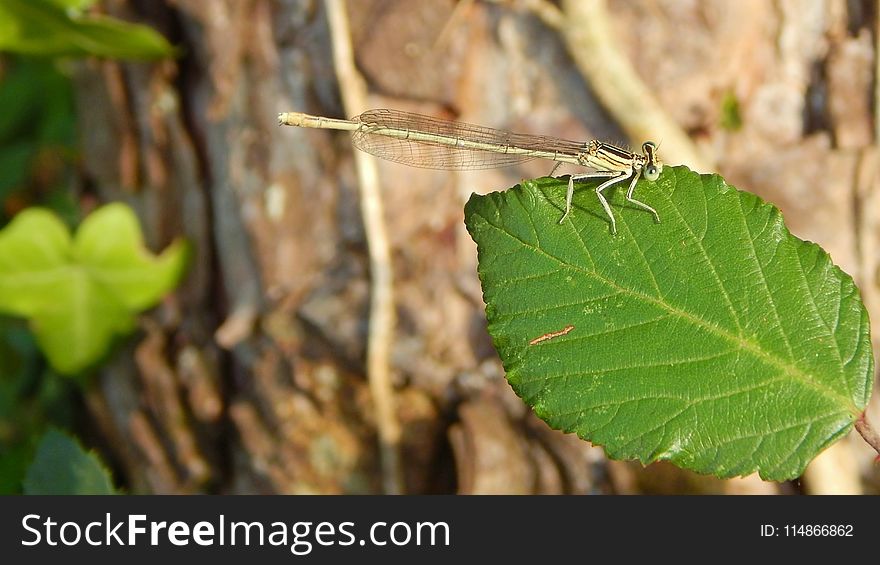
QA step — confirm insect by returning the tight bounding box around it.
[279,109,662,233]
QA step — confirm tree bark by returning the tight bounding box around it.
[72,0,879,494]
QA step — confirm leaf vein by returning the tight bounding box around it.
[737,202,796,361]
[792,246,849,399]
[663,182,743,335]
[500,290,622,319]
[476,213,851,411]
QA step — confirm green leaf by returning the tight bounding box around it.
[0,203,189,374]
[74,204,190,310]
[45,0,98,12]
[23,428,115,494]
[0,0,176,60]
[464,166,874,481]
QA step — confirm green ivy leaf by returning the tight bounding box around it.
[0,0,176,60]
[464,166,874,481]
[23,428,115,494]
[0,203,189,374]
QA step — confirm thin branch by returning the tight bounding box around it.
[855,412,880,460]
[513,0,566,29]
[434,0,476,51]
[527,0,712,171]
[324,0,403,494]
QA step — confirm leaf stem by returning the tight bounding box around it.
[854,412,880,459]
[325,0,403,494]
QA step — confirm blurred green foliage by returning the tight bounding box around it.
[0,56,77,223]
[0,0,176,59]
[0,56,81,494]
[46,0,100,11]
[720,91,743,132]
[0,0,178,492]
[24,428,116,494]
[0,317,79,493]
[0,204,191,375]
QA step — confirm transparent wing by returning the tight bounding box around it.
[349,109,586,171]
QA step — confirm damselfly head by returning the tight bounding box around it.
[641,141,662,181]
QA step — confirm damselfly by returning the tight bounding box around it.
[278,109,662,234]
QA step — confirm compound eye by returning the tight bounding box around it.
[644,164,660,181]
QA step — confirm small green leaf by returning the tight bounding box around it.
[0,0,176,60]
[464,166,874,481]
[0,203,189,374]
[45,0,98,12]
[74,203,190,310]
[720,91,743,131]
[23,428,115,494]
[0,208,73,317]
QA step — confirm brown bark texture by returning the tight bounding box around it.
[75,0,880,494]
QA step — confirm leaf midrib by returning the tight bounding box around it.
[476,209,858,417]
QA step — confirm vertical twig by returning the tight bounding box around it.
[539,0,712,171]
[855,412,880,460]
[324,0,403,494]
